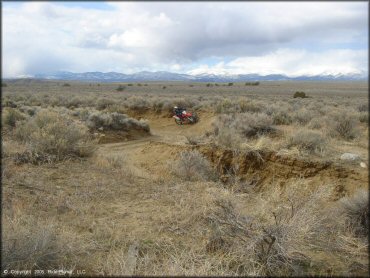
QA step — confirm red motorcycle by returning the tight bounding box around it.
[173,108,199,125]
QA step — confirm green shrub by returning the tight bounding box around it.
[62,83,71,87]
[245,82,260,86]
[116,85,126,92]
[228,82,233,86]
[293,91,307,98]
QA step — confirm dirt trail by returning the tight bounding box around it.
[98,111,368,197]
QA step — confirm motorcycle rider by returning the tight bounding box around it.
[173,106,186,118]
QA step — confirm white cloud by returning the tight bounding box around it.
[2,1,368,77]
[188,49,367,76]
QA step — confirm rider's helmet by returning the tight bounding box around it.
[174,106,178,109]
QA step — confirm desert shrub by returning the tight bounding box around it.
[14,110,94,162]
[2,82,7,87]
[239,113,275,138]
[264,103,293,125]
[152,100,164,113]
[207,182,332,276]
[286,129,327,154]
[3,100,17,108]
[171,150,215,181]
[216,113,275,139]
[245,82,259,86]
[293,91,307,98]
[2,108,26,128]
[94,153,127,170]
[86,111,150,132]
[127,96,149,111]
[215,99,234,114]
[228,83,233,86]
[76,108,89,120]
[323,191,369,275]
[163,86,167,89]
[357,104,368,112]
[2,214,83,270]
[96,98,116,110]
[206,83,212,87]
[337,189,368,237]
[65,96,83,108]
[329,112,358,140]
[18,106,38,116]
[308,117,324,129]
[292,108,315,125]
[116,85,126,92]
[62,83,71,87]
[214,127,243,149]
[358,112,368,123]
[272,111,293,125]
[185,135,201,145]
[239,99,264,113]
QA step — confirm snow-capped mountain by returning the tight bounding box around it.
[31,71,367,82]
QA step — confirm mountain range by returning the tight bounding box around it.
[31,71,367,82]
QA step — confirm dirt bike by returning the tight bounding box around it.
[173,110,199,125]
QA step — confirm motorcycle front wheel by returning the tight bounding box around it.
[175,118,183,125]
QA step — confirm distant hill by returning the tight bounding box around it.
[20,70,368,82]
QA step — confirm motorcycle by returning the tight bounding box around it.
[173,110,199,125]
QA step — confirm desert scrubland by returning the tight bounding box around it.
[1,80,368,276]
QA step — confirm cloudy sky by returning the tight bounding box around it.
[2,1,368,77]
